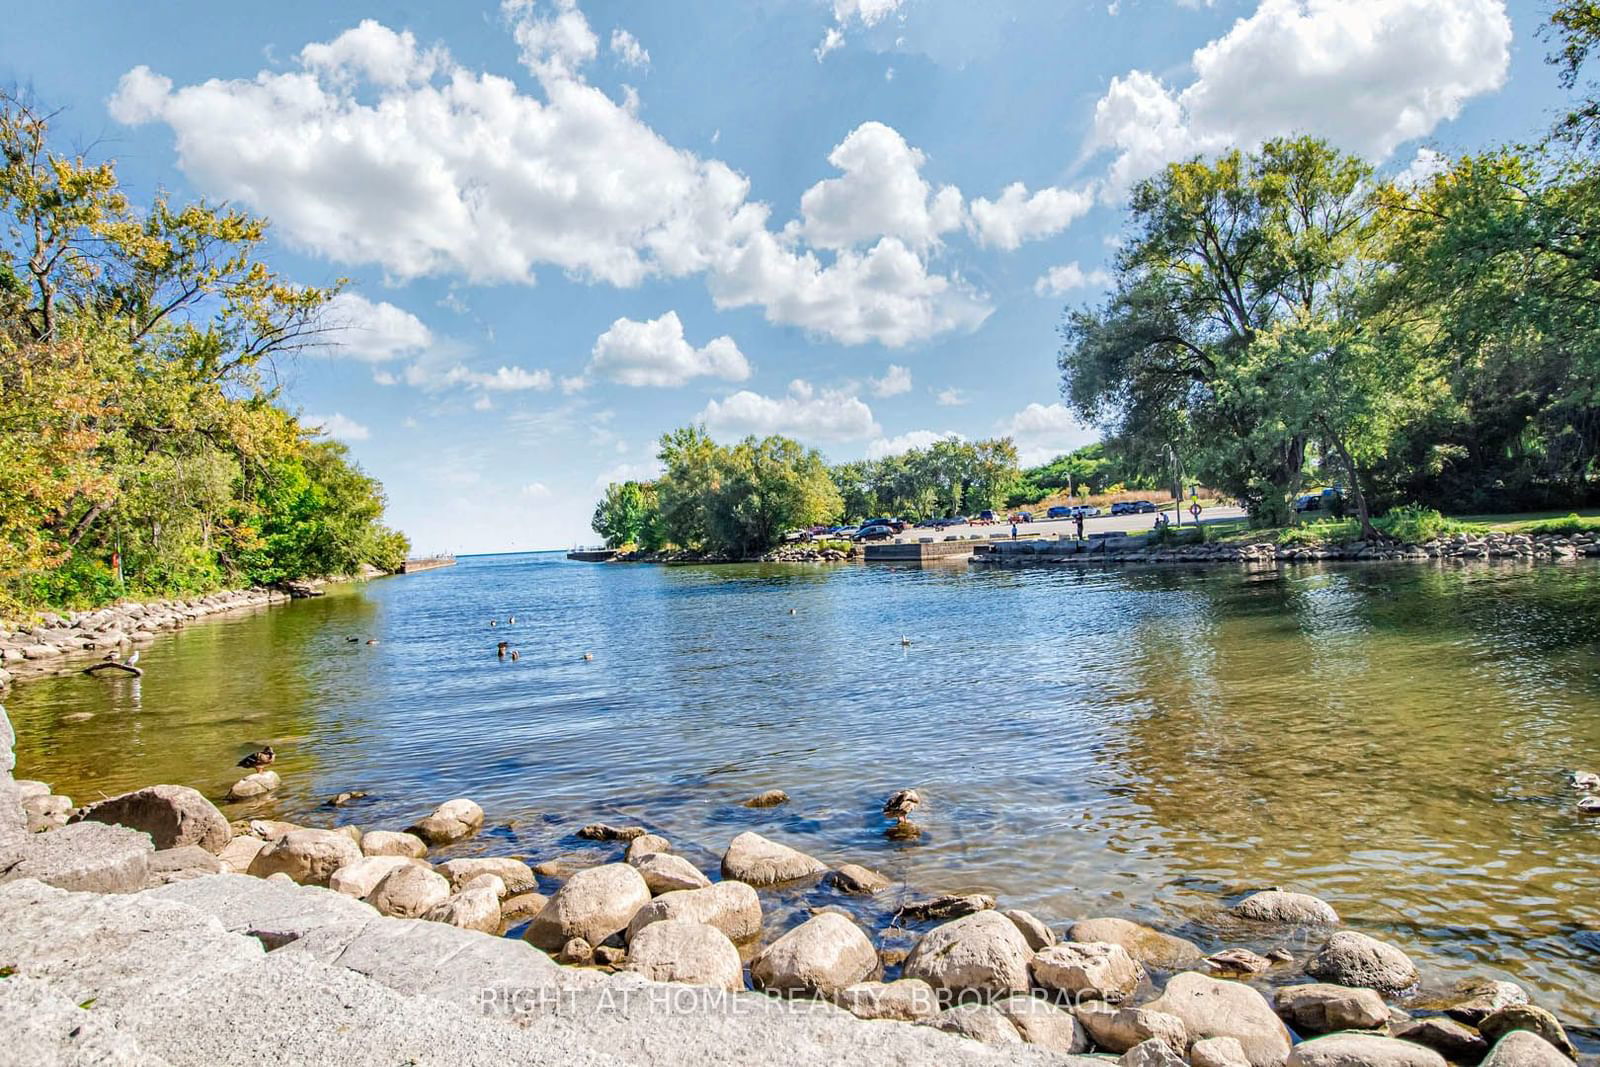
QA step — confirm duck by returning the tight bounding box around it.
[125,650,139,667]
[788,608,796,616]
[366,638,379,645]
[899,635,912,647]
[583,652,594,661]
[238,745,275,769]
[883,788,921,819]
[497,641,509,657]
[345,636,360,643]
[508,615,516,624]
[509,650,520,661]
[1572,771,1600,791]
[490,620,497,628]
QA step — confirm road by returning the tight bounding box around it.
[885,504,1250,543]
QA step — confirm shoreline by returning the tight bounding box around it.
[1,712,1594,1064]
[0,587,292,691]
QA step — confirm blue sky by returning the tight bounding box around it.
[1,0,1563,552]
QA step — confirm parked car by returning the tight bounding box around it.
[1111,500,1157,515]
[834,526,860,539]
[853,524,894,542]
[1046,506,1072,519]
[1008,512,1034,523]
[1076,505,1103,518]
[977,510,997,523]
[1294,488,1342,513]
[862,517,908,533]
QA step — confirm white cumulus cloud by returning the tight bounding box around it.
[609,28,649,68]
[587,311,749,388]
[794,122,964,251]
[869,364,912,397]
[995,402,1097,466]
[108,9,990,350]
[816,0,904,61]
[319,292,433,362]
[1091,0,1512,192]
[865,429,962,460]
[303,412,371,442]
[968,182,1097,251]
[1034,262,1113,297]
[700,380,880,443]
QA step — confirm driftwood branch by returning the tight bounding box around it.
[82,661,143,677]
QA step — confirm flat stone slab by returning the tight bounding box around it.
[0,973,172,1066]
[145,872,378,949]
[0,820,153,893]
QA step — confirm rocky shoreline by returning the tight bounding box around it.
[975,530,1600,569]
[0,588,293,691]
[1,702,1593,1066]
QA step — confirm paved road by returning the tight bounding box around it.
[886,504,1250,543]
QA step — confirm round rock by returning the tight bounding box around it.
[1273,983,1390,1033]
[328,855,419,898]
[366,861,451,918]
[632,852,712,894]
[749,912,876,997]
[1285,1033,1447,1067]
[627,880,762,944]
[719,831,826,887]
[1477,1004,1577,1060]
[226,771,281,801]
[835,979,938,1022]
[360,830,428,859]
[424,886,502,933]
[992,994,1087,1052]
[1144,971,1292,1067]
[1003,908,1057,951]
[1231,889,1340,925]
[1481,1030,1574,1067]
[407,798,484,845]
[436,856,536,894]
[1068,917,1202,970]
[247,828,362,886]
[924,1004,1022,1045]
[1306,931,1419,994]
[625,919,744,991]
[902,910,1033,1001]
[524,863,652,952]
[1076,1004,1188,1055]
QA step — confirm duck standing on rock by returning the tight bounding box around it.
[883,788,921,819]
[238,745,275,769]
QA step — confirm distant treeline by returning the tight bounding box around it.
[0,95,408,614]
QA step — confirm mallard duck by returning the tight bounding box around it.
[509,650,520,661]
[238,745,275,769]
[583,652,594,661]
[883,788,921,819]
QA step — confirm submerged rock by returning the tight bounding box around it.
[1230,889,1340,925]
[1206,948,1273,975]
[897,893,995,922]
[749,912,877,997]
[1442,978,1530,1025]
[828,863,892,894]
[720,831,826,886]
[577,822,647,842]
[742,789,789,808]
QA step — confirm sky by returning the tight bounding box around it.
[0,0,1567,552]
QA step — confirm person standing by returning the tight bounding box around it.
[1075,510,1085,541]
[1011,520,1018,540]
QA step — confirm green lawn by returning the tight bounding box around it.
[1450,508,1600,533]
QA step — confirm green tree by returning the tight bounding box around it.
[590,481,659,549]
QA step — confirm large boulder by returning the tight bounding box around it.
[360,830,428,859]
[1477,1004,1577,1060]
[406,798,483,845]
[1273,983,1390,1033]
[327,855,418,899]
[246,828,362,886]
[632,852,712,894]
[1306,931,1419,993]
[625,919,744,991]
[749,912,876,997]
[1230,889,1340,924]
[366,861,451,918]
[436,856,536,894]
[1480,1030,1574,1067]
[0,821,152,893]
[993,994,1088,1052]
[925,1003,1023,1045]
[1002,909,1057,952]
[72,784,230,854]
[1076,1003,1188,1055]
[1285,1033,1447,1067]
[524,863,651,952]
[1144,972,1292,1067]
[720,831,826,886]
[627,880,762,943]
[1067,917,1203,970]
[1443,979,1530,1025]
[835,979,939,1022]
[423,887,502,934]
[1030,941,1146,1003]
[902,910,1033,1001]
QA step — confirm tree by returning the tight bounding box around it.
[591,481,659,548]
[1059,137,1406,530]
[705,436,843,557]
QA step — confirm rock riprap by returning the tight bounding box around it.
[327,855,418,899]
[436,857,536,894]
[720,831,826,886]
[360,830,428,859]
[1272,983,1390,1033]
[749,912,876,997]
[903,910,1033,1000]
[1306,931,1420,993]
[72,784,231,854]
[366,862,451,918]
[1030,941,1146,1003]
[626,919,744,991]
[993,994,1087,1052]
[1144,972,1292,1067]
[406,798,483,845]
[524,863,651,952]
[246,828,362,886]
[835,979,939,1022]
[630,852,711,894]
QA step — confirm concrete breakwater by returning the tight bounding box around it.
[1,690,1593,1065]
[0,588,289,691]
[974,530,1600,568]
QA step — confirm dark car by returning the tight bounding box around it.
[1294,488,1342,513]
[853,524,894,542]
[1112,500,1157,515]
[862,516,908,533]
[1047,506,1073,519]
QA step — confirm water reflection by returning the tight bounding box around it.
[6,555,1599,1028]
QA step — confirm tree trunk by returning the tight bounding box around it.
[1323,425,1377,540]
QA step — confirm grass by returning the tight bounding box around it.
[1468,510,1600,536]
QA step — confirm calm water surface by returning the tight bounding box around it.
[9,554,1600,1034]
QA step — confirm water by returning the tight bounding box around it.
[9,554,1600,1035]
